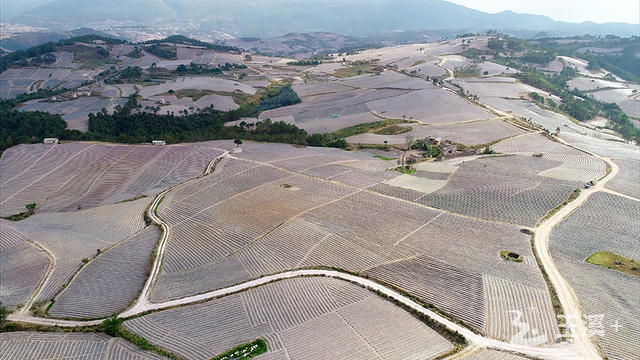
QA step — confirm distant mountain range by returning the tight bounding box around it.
[4,0,639,38]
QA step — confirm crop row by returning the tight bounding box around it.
[130,277,452,360]
[0,222,49,309]
[0,332,163,360]
[49,226,160,319]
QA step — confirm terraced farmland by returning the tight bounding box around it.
[418,155,581,226]
[347,118,524,146]
[10,198,151,302]
[128,277,453,360]
[606,158,640,199]
[494,133,584,155]
[48,226,160,319]
[0,332,164,360]
[550,192,640,360]
[0,221,49,309]
[0,142,222,216]
[259,86,408,134]
[146,143,559,341]
[365,86,493,124]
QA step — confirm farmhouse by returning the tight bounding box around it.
[43,138,59,144]
[438,144,458,161]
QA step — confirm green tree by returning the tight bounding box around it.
[234,138,243,147]
[0,302,7,327]
[26,203,37,214]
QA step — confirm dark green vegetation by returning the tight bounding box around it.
[374,154,396,161]
[0,35,124,73]
[173,63,246,76]
[1,81,343,151]
[287,59,323,66]
[255,85,301,112]
[412,140,442,158]
[500,251,523,262]
[0,34,237,74]
[211,339,268,360]
[100,316,182,359]
[586,251,640,277]
[119,66,143,79]
[146,44,177,59]
[538,36,640,82]
[329,119,406,139]
[4,203,38,221]
[393,166,416,174]
[517,67,639,142]
[483,36,639,141]
[0,302,7,329]
[175,64,223,75]
[373,124,411,135]
[453,64,480,77]
[333,62,378,78]
[119,195,148,203]
[143,35,239,52]
[0,89,69,152]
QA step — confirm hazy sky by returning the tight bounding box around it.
[447,0,640,24]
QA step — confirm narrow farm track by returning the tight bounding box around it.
[8,142,621,360]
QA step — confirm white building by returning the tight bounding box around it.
[152,140,166,146]
[43,138,59,144]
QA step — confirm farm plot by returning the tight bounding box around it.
[481,96,596,135]
[147,143,560,339]
[482,275,560,343]
[618,98,640,118]
[0,222,49,310]
[494,133,584,155]
[138,77,257,98]
[409,58,448,78]
[0,332,164,360]
[550,192,640,360]
[544,56,608,78]
[567,77,627,91]
[559,132,640,160]
[606,158,640,199]
[453,77,552,100]
[384,174,447,194]
[343,44,427,65]
[348,118,525,146]
[49,226,160,319]
[337,70,431,90]
[258,87,407,133]
[0,142,221,215]
[589,88,637,103]
[10,198,151,302]
[536,153,607,183]
[128,277,453,360]
[366,255,486,330]
[364,86,494,124]
[417,155,581,226]
[292,81,354,97]
[149,93,239,113]
[151,170,357,300]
